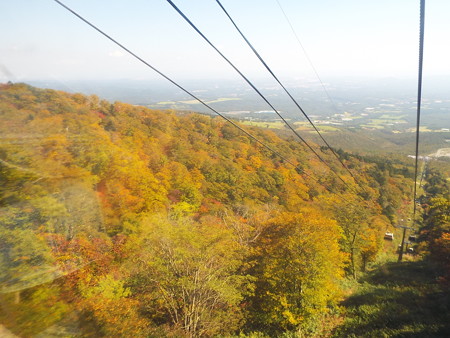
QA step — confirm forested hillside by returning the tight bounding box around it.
[0,83,444,337]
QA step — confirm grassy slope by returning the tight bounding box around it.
[333,260,450,337]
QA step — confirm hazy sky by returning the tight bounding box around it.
[1,0,449,84]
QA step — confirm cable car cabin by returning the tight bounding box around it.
[384,232,394,240]
[409,235,417,242]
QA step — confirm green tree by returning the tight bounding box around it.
[130,215,251,337]
[321,194,376,279]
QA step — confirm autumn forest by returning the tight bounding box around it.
[0,83,449,337]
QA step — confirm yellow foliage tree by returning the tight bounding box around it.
[249,209,346,332]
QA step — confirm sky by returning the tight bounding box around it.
[1,0,450,84]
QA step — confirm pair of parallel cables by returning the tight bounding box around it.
[166,0,358,188]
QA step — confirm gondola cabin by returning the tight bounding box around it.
[384,232,394,240]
